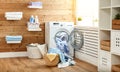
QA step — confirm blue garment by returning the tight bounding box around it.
[48,48,66,63]
[56,37,69,54]
[48,33,73,63]
[55,34,73,61]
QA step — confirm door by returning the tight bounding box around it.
[69,28,84,51]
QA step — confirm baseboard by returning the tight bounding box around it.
[0,51,27,58]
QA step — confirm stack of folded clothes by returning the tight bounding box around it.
[5,12,23,20]
[5,35,22,43]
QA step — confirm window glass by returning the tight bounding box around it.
[76,0,99,27]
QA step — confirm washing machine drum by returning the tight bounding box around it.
[55,31,69,42]
[54,31,70,54]
[70,28,84,50]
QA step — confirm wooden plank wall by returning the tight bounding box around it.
[0,0,75,52]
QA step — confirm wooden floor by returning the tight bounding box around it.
[0,57,97,72]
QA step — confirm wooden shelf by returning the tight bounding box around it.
[28,6,42,9]
[27,28,42,31]
[6,41,21,44]
[5,12,23,20]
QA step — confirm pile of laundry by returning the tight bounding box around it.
[27,34,76,68]
[48,48,75,68]
[47,35,76,68]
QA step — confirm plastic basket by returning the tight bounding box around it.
[26,45,42,59]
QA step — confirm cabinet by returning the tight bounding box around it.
[99,0,120,72]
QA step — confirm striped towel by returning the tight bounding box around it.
[5,35,22,41]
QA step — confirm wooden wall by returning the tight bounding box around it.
[0,0,75,52]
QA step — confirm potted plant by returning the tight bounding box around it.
[78,17,82,21]
[112,13,120,29]
[114,13,120,19]
[93,18,98,27]
[77,17,82,25]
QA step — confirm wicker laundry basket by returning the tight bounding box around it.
[44,54,59,66]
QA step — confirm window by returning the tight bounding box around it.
[76,0,99,27]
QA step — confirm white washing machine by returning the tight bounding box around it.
[45,22,74,57]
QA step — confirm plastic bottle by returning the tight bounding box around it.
[29,15,35,23]
[35,15,39,23]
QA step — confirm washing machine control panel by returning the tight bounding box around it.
[51,22,74,28]
[53,23,59,25]
[53,22,64,27]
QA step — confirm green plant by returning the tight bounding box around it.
[93,19,98,22]
[78,17,82,21]
[114,13,120,19]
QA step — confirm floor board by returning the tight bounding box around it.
[0,57,97,72]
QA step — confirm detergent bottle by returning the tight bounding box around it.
[29,15,35,23]
[35,15,39,24]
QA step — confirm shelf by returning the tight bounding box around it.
[28,6,42,9]
[111,52,120,56]
[112,5,120,8]
[100,6,111,9]
[112,7,120,19]
[5,12,23,20]
[5,35,22,44]
[99,9,111,29]
[99,0,120,71]
[99,28,111,31]
[99,30,110,40]
[27,22,41,31]
[6,41,21,44]
[27,28,42,31]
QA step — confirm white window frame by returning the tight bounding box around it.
[76,0,99,27]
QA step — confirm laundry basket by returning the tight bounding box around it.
[44,53,59,66]
[26,44,42,59]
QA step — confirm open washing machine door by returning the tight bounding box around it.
[70,28,84,51]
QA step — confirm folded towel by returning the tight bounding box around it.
[5,12,23,15]
[30,2,42,6]
[46,53,57,62]
[6,36,22,41]
[5,15,22,18]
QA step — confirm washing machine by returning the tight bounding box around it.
[45,21,84,57]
